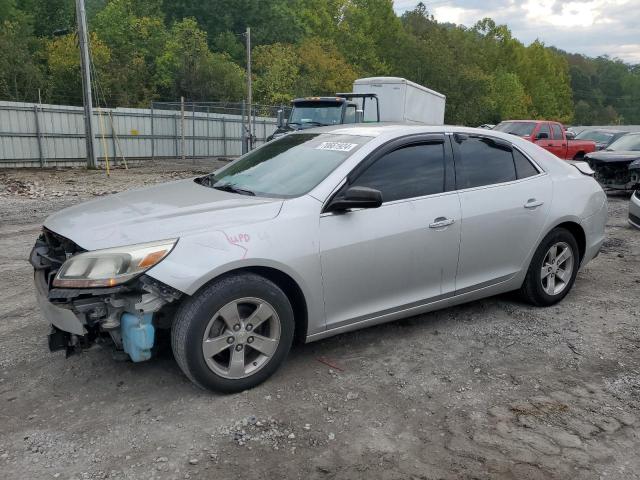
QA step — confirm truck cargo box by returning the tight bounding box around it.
[353,77,446,125]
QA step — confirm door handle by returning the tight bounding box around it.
[524,199,544,209]
[547,143,553,147]
[429,217,455,228]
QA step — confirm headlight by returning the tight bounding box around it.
[53,239,177,288]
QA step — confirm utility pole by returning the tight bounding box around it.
[245,27,253,151]
[75,0,98,169]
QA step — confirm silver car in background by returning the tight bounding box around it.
[630,189,640,229]
[31,125,607,392]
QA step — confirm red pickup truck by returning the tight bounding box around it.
[494,120,596,160]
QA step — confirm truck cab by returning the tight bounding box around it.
[268,95,378,141]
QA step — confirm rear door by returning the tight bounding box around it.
[547,123,567,158]
[452,134,552,292]
[319,135,461,329]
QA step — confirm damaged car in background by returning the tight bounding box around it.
[31,125,607,393]
[585,132,640,191]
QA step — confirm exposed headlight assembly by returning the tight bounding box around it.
[53,239,177,288]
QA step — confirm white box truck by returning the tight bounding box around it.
[352,77,446,125]
[268,77,446,140]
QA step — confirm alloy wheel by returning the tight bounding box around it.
[540,241,574,296]
[201,297,281,379]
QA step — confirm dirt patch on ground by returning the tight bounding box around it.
[1,161,639,479]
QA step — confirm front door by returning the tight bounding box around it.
[319,136,461,329]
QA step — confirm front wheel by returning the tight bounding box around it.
[519,228,580,306]
[171,273,294,393]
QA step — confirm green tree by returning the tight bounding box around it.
[45,31,112,105]
[155,18,244,101]
[0,15,44,101]
[253,43,298,105]
[93,0,168,106]
[491,71,532,120]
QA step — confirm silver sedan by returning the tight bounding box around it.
[32,125,607,392]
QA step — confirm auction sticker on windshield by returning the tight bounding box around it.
[315,142,358,152]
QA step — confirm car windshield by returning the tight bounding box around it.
[199,133,371,198]
[289,102,343,126]
[493,122,536,136]
[575,130,615,143]
[607,134,640,151]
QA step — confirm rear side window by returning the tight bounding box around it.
[513,149,539,179]
[551,124,563,140]
[352,142,445,202]
[455,137,516,188]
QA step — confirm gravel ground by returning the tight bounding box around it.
[0,161,639,480]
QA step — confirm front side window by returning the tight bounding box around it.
[350,142,445,202]
[455,137,516,189]
[537,123,551,139]
[201,133,371,198]
[551,124,564,140]
[343,106,357,124]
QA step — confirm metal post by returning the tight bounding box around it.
[221,117,227,157]
[246,27,253,151]
[192,102,196,163]
[241,100,247,155]
[75,0,97,169]
[180,96,185,162]
[109,110,117,167]
[33,104,46,167]
[174,113,178,158]
[206,107,211,158]
[150,104,155,162]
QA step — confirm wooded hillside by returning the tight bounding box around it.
[1,0,639,125]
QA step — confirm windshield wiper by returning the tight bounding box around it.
[213,182,255,196]
[303,121,329,126]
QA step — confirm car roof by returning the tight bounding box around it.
[498,120,548,123]
[580,128,626,133]
[290,123,528,139]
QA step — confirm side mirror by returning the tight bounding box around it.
[565,131,575,140]
[536,132,549,140]
[276,109,284,128]
[329,186,383,212]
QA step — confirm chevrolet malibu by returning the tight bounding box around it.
[31,125,607,393]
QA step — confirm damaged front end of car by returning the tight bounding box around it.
[587,157,640,191]
[30,229,182,361]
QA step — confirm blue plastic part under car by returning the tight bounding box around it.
[121,313,154,362]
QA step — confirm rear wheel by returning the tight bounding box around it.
[520,228,579,306]
[171,273,294,393]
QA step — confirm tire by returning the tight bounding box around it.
[519,227,580,307]
[171,273,294,393]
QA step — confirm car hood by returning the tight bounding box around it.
[585,151,640,165]
[44,179,284,250]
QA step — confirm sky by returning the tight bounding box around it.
[393,0,640,64]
